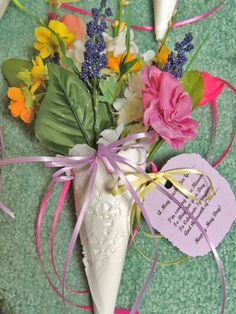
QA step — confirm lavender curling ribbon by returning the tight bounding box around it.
[59,133,158,313]
[0,132,226,313]
[158,185,226,314]
[0,132,158,313]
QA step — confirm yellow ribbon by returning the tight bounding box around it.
[112,168,215,266]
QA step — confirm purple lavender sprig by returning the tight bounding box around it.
[163,33,194,79]
[80,0,113,81]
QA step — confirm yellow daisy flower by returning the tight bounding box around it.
[34,20,75,59]
[17,56,48,94]
[31,56,48,93]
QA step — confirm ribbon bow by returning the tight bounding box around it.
[0,132,226,314]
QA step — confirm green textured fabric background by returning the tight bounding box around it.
[0,0,235,313]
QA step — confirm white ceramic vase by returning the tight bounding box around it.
[70,143,146,314]
[0,0,10,20]
[153,0,178,41]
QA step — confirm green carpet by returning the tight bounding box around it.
[0,0,235,313]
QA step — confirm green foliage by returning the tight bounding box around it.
[181,70,204,108]
[12,0,42,24]
[12,0,29,15]
[49,28,79,74]
[2,58,32,86]
[95,101,115,135]
[120,58,138,77]
[98,76,118,105]
[125,24,131,54]
[34,63,96,155]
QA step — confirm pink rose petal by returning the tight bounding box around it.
[141,65,198,149]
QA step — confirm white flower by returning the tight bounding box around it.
[114,73,146,133]
[142,50,156,66]
[153,0,178,41]
[0,0,10,20]
[103,27,139,57]
[98,124,124,145]
[66,39,85,71]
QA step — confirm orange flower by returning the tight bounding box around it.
[8,87,35,124]
[108,52,143,76]
[108,54,121,73]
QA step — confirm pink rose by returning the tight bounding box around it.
[141,65,199,149]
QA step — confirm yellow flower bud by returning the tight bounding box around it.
[119,22,127,30]
[156,46,170,65]
[112,20,119,27]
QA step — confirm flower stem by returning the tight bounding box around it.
[92,80,100,142]
[148,138,165,160]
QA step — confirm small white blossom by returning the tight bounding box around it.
[98,124,124,145]
[114,73,146,133]
[66,39,86,71]
[142,50,156,66]
[103,27,139,57]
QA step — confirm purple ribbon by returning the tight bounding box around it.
[0,132,157,312]
[158,185,226,314]
[0,132,226,313]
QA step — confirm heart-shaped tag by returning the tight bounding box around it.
[143,154,236,256]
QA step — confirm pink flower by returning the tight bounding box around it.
[141,65,199,149]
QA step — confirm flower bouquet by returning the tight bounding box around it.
[1,0,235,313]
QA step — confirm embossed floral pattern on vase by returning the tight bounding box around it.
[83,192,125,262]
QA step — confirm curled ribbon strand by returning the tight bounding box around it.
[61,2,224,31]
[159,185,226,314]
[37,180,138,313]
[0,132,226,314]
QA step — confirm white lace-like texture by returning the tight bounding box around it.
[70,140,146,314]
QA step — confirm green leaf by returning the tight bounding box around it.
[95,102,114,135]
[181,70,204,109]
[2,58,32,86]
[34,63,95,155]
[49,27,79,74]
[12,0,42,24]
[125,24,131,54]
[98,76,118,105]
[12,0,28,14]
[120,59,138,77]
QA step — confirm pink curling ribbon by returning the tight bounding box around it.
[61,2,224,31]
[212,131,236,168]
[38,180,136,313]
[0,132,156,313]
[0,132,227,313]
[157,184,226,314]
[198,72,236,168]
